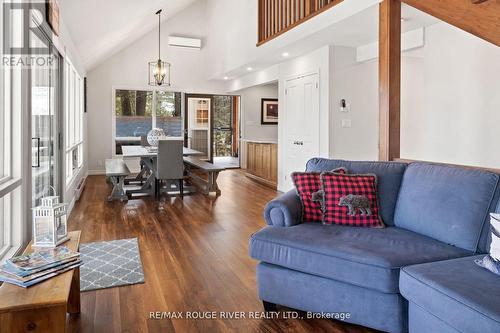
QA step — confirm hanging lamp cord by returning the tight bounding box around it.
[156,9,162,60]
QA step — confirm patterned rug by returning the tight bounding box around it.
[79,238,145,292]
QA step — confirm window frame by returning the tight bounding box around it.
[64,58,84,187]
[0,2,25,262]
[111,86,184,157]
[0,15,12,187]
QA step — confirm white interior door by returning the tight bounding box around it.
[283,73,320,189]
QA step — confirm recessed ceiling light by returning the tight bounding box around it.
[247,67,253,71]
[223,76,229,80]
[282,52,290,57]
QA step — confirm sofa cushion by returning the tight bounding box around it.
[394,162,499,252]
[321,172,384,227]
[292,168,347,223]
[400,255,500,333]
[249,223,470,293]
[306,158,407,225]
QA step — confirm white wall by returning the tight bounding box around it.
[401,22,500,169]
[237,83,279,168]
[329,46,423,161]
[329,22,500,171]
[239,83,279,142]
[204,0,380,79]
[87,1,227,173]
[330,46,379,160]
[232,46,334,191]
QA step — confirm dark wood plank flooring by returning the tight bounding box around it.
[68,170,377,333]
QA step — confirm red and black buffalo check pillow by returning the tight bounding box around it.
[320,172,384,227]
[292,168,347,222]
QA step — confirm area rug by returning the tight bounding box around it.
[79,238,145,292]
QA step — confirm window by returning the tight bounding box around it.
[0,2,24,260]
[114,89,182,155]
[195,100,209,125]
[0,53,6,183]
[156,91,182,136]
[64,59,84,185]
[0,189,21,258]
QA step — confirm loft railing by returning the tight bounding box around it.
[257,0,343,46]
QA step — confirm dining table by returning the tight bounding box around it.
[121,145,203,197]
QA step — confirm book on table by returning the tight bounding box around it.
[0,246,82,288]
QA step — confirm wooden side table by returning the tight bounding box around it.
[0,231,82,333]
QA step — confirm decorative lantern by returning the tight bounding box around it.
[148,9,171,87]
[32,187,69,247]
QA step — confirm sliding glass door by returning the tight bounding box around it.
[30,27,62,205]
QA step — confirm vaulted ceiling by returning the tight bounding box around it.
[59,0,198,71]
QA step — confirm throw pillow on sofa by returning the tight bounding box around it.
[320,172,384,227]
[292,168,347,223]
[475,213,500,276]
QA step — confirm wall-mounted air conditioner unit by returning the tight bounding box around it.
[168,36,201,49]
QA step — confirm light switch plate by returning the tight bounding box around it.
[341,119,352,128]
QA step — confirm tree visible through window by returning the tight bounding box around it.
[115,90,153,137]
[156,91,182,137]
[213,96,233,157]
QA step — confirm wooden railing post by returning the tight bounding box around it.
[378,0,401,161]
[257,0,343,45]
[258,0,263,42]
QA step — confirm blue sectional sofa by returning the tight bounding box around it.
[249,159,500,333]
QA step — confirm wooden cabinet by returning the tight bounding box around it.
[245,142,277,188]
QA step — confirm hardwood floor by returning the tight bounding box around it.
[68,170,378,333]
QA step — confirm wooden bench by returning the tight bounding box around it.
[0,231,81,333]
[105,159,130,202]
[183,157,225,196]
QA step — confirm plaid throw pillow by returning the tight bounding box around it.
[475,213,500,276]
[320,172,384,227]
[292,168,347,223]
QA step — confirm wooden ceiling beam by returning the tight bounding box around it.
[402,0,500,47]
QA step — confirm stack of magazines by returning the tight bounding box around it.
[0,247,82,288]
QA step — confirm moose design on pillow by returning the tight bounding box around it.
[338,194,372,216]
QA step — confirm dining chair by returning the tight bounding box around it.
[140,135,150,147]
[155,139,184,199]
[137,135,151,184]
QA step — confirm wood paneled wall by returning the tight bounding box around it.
[245,142,278,188]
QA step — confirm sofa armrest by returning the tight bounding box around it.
[264,190,302,227]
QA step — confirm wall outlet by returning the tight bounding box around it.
[341,119,352,128]
[97,160,103,166]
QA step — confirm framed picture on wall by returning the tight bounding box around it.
[261,98,278,125]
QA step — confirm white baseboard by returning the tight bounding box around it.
[88,169,106,175]
[67,196,76,216]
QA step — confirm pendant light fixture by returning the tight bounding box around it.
[148,9,171,86]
